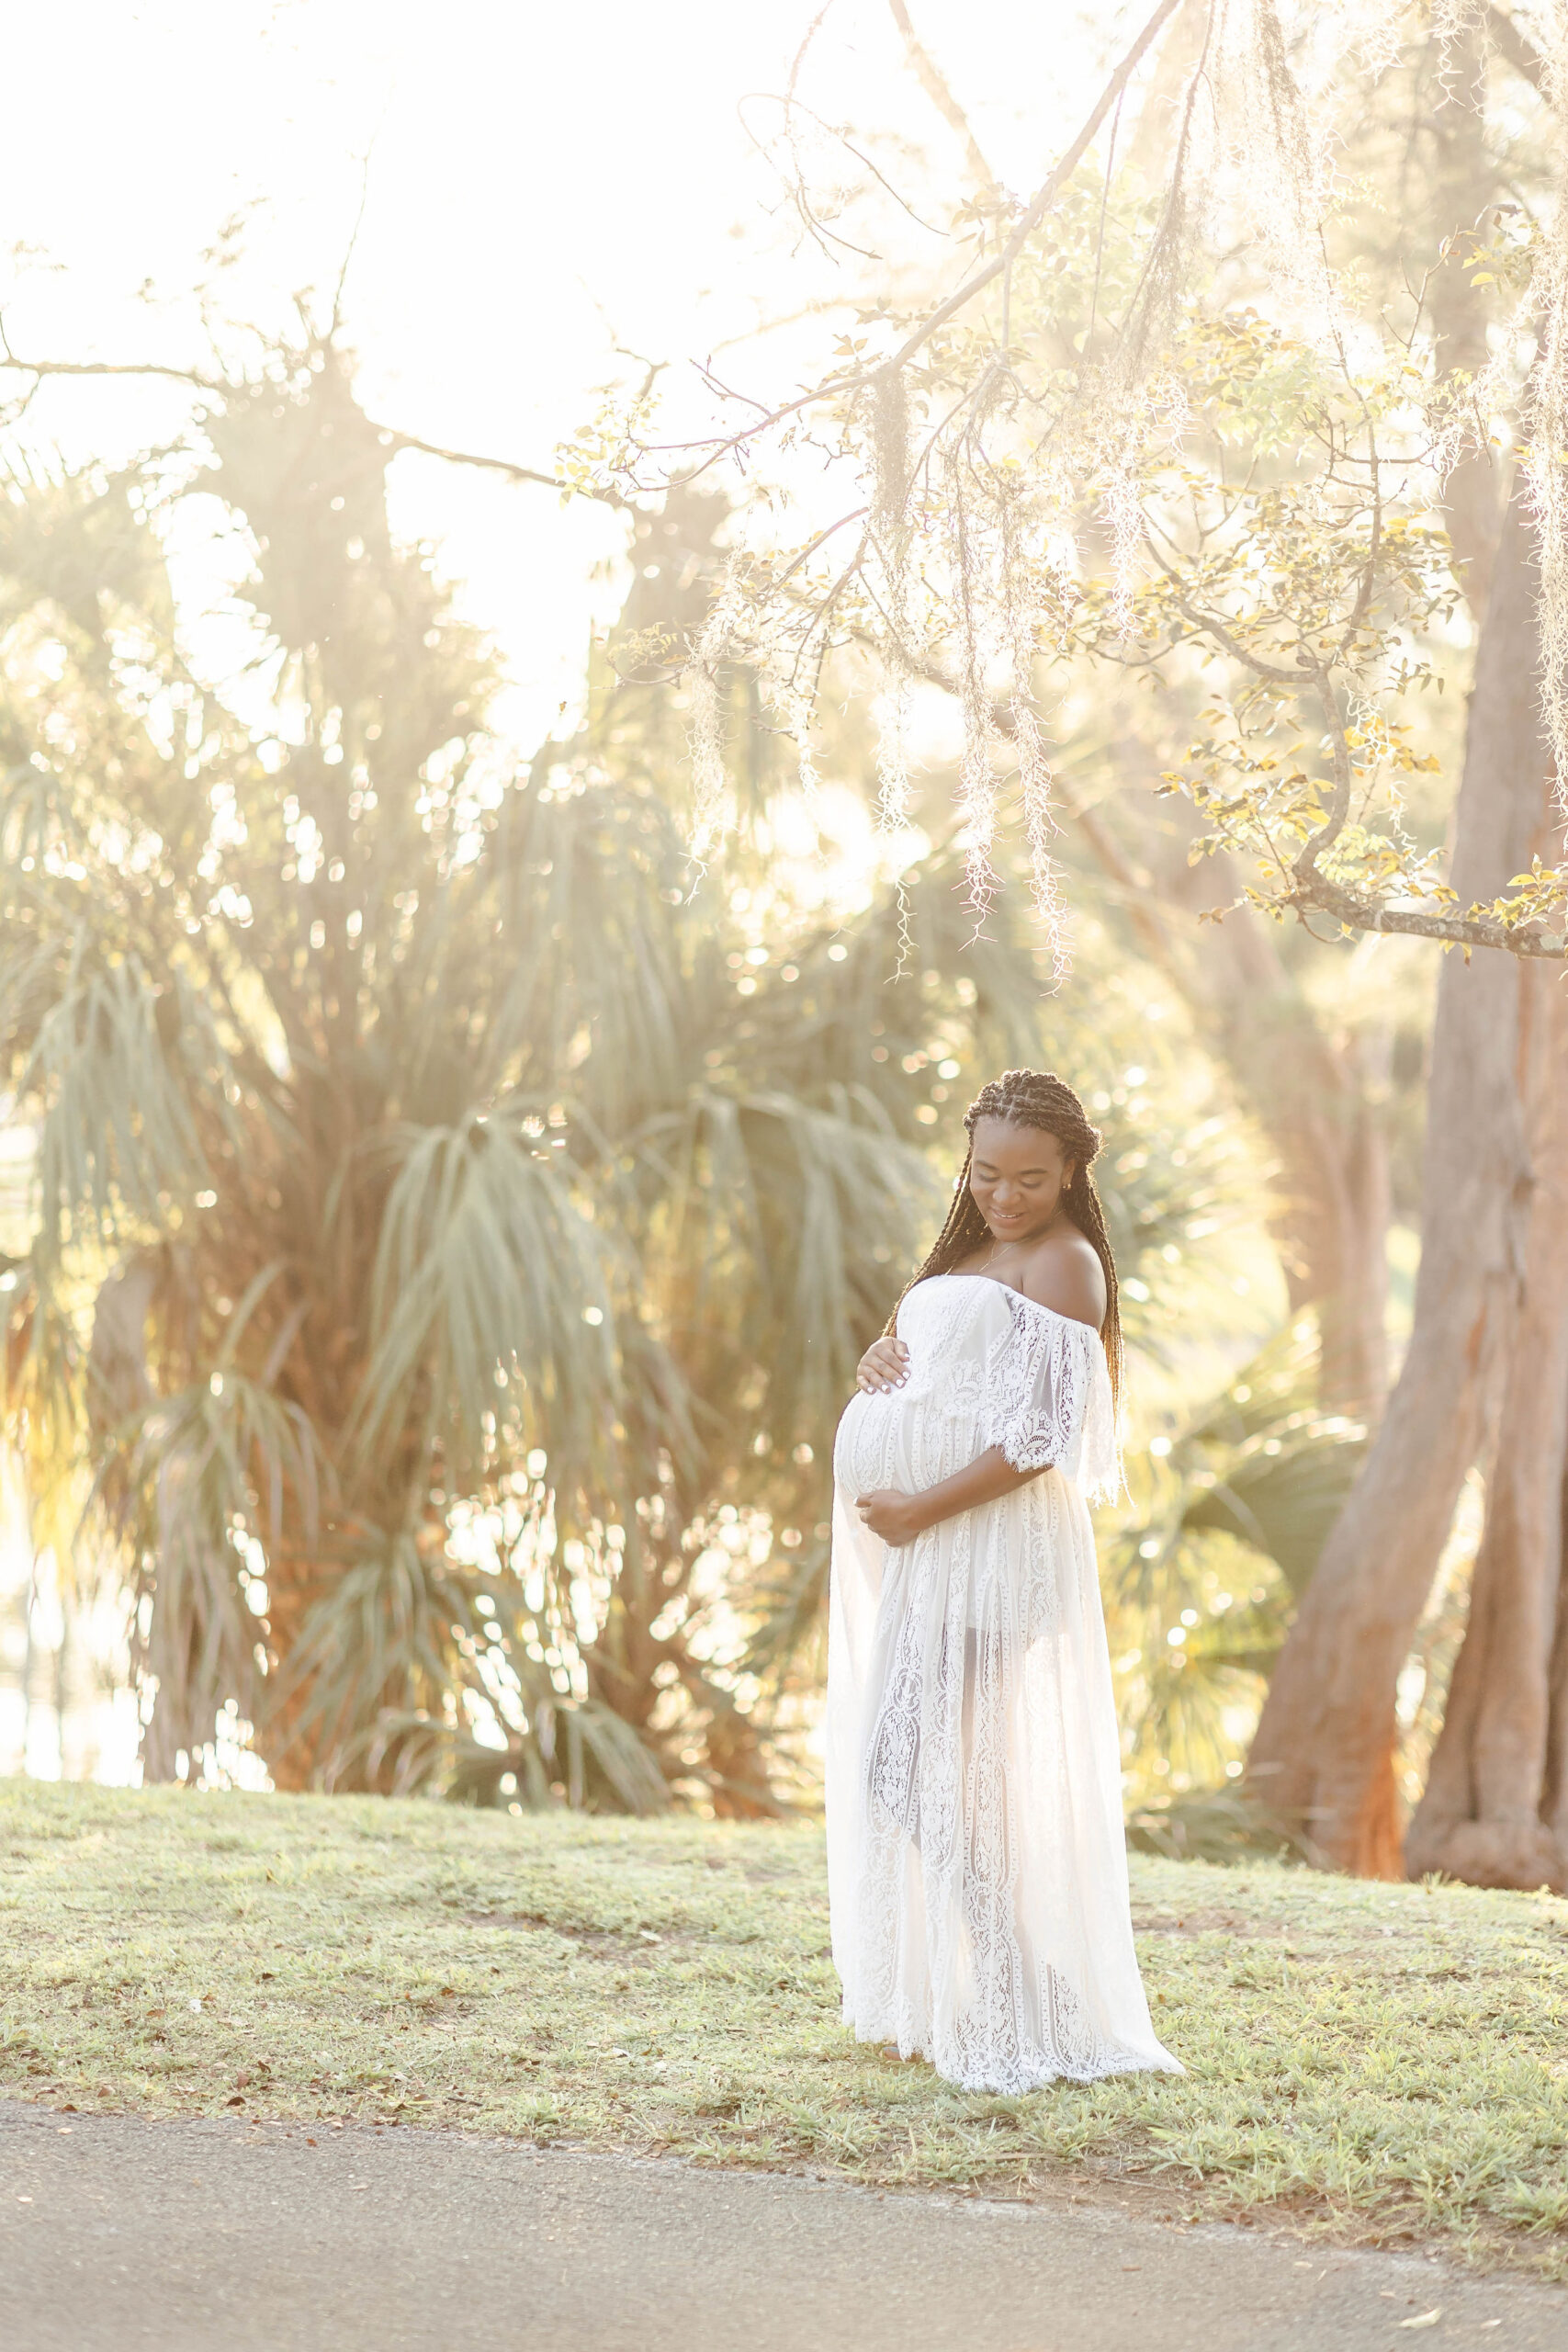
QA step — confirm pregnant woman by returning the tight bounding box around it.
[827,1069,1180,2095]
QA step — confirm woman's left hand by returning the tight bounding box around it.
[856,1488,928,1547]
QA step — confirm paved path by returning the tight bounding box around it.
[4,2100,1567,2351]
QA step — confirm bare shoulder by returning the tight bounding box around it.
[1016,1227,1106,1331]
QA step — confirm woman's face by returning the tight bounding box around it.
[968,1115,1074,1242]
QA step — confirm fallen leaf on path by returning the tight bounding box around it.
[1397,2313,1441,2330]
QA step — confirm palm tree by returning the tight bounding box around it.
[0,343,959,1804]
[1,335,1237,1808]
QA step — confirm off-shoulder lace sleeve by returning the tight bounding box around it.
[981,1295,1123,1501]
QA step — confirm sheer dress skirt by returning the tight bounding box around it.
[826,1275,1182,2093]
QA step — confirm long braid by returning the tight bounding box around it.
[888,1069,1122,1408]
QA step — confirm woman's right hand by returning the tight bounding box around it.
[856,1336,910,1394]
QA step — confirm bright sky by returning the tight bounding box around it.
[2,0,1119,750]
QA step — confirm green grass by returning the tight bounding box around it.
[3,1782,1568,2276]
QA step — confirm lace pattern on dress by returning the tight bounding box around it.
[977,1285,1122,1501]
[827,1271,1174,2095]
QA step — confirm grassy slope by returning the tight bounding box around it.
[3,1782,1567,2276]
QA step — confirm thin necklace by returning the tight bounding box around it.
[980,1213,1061,1268]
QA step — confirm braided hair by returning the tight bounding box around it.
[889,1069,1122,1408]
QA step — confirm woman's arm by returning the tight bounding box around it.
[856,1448,1043,1546]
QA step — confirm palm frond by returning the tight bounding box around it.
[274,1522,670,1812]
[1105,1319,1368,1792]
[743,1534,831,1690]
[741,1086,942,1437]
[268,1526,463,1788]
[633,1082,941,1442]
[1126,1785,1317,1865]
[105,1369,322,1779]
[14,953,236,1265]
[348,1119,618,1489]
[1181,1421,1369,1601]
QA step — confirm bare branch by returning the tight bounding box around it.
[0,350,626,507]
[881,0,1183,374]
[331,148,378,339]
[381,429,620,503]
[635,0,1184,482]
[886,0,998,190]
[0,350,228,395]
[1483,4,1547,91]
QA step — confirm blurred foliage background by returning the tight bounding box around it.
[6,6,1528,1830]
[0,334,1437,1819]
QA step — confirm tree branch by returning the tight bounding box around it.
[0,351,228,394]
[883,0,1183,372]
[0,351,626,506]
[1288,866,1566,957]
[1143,548,1314,684]
[381,429,619,503]
[1483,4,1547,91]
[917,609,1566,965]
[886,0,998,190]
[637,0,1184,481]
[1308,673,1354,857]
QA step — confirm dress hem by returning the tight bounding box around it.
[840,2004,1186,2093]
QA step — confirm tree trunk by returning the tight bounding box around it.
[1404,959,1568,1890]
[1424,19,1506,616]
[1244,487,1550,1873]
[1167,883,1393,1419]
[1214,978,1392,1419]
[1541,1452,1568,1849]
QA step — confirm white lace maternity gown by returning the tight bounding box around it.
[828,1272,1181,2094]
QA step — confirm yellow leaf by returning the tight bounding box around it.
[1397,2313,1442,2331]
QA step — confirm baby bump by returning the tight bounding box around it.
[834,1389,978,1495]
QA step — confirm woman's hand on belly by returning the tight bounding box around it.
[857,1448,1049,1546]
[855,1488,929,1546]
[855,1335,910,1393]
